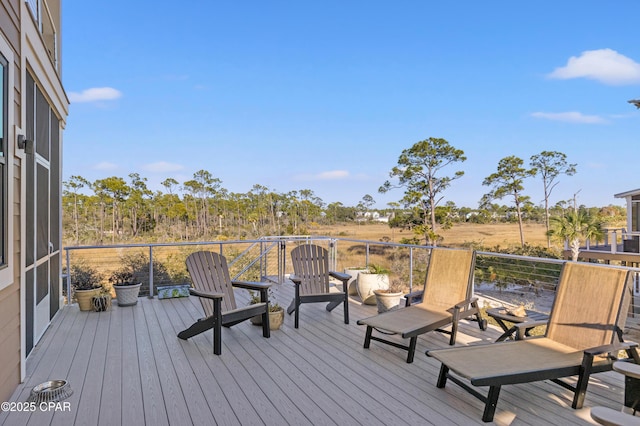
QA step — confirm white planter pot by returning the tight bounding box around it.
[113,283,142,306]
[356,273,389,305]
[344,267,368,295]
[373,290,403,313]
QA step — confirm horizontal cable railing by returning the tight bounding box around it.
[63,236,640,330]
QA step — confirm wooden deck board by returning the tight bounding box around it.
[55,309,111,426]
[149,294,219,424]
[120,305,145,426]
[98,303,122,426]
[134,301,171,426]
[171,296,264,425]
[0,280,632,426]
[233,328,349,426]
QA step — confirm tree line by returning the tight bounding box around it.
[62,140,625,247]
[378,139,623,248]
[63,171,339,245]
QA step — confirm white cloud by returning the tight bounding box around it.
[531,111,607,124]
[316,170,349,180]
[142,161,185,173]
[68,87,122,103]
[93,161,118,171]
[295,170,350,181]
[547,49,640,85]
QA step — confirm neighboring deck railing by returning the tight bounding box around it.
[584,228,640,254]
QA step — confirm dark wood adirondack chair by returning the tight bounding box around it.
[428,261,640,422]
[357,247,486,363]
[177,251,271,355]
[287,244,351,328]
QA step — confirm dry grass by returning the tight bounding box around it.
[309,222,550,249]
[65,222,553,293]
[304,222,553,288]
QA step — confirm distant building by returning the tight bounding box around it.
[566,188,640,263]
[0,1,69,401]
[614,188,640,235]
[356,211,391,223]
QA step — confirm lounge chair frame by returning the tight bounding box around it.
[428,261,640,422]
[178,251,271,355]
[357,248,486,363]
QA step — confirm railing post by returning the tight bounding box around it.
[279,240,286,284]
[65,248,71,306]
[365,243,370,267]
[327,240,335,271]
[612,230,618,254]
[409,246,414,292]
[148,246,154,298]
[259,240,264,280]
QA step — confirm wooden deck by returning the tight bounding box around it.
[0,282,630,425]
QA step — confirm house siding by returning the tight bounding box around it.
[0,0,21,404]
[0,0,66,402]
[0,280,20,403]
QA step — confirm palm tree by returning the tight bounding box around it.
[548,211,603,261]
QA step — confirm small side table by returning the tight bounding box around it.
[613,361,640,414]
[486,307,549,342]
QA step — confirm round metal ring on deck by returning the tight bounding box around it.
[27,380,73,404]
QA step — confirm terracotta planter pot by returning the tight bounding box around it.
[269,309,285,330]
[356,273,389,305]
[251,309,285,330]
[75,288,102,311]
[373,289,403,313]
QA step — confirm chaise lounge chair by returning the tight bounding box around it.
[177,251,271,355]
[357,247,486,363]
[427,261,640,422]
[287,244,351,328]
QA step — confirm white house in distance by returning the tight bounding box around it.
[614,188,640,236]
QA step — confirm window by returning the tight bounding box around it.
[0,53,7,269]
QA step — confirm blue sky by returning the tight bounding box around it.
[63,1,640,209]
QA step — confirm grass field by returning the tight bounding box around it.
[64,222,554,295]
[308,221,551,249]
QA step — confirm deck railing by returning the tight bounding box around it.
[62,236,640,330]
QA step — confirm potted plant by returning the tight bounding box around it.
[109,268,142,307]
[248,290,285,330]
[92,287,112,312]
[356,263,390,305]
[69,263,104,312]
[343,266,369,295]
[373,278,405,313]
